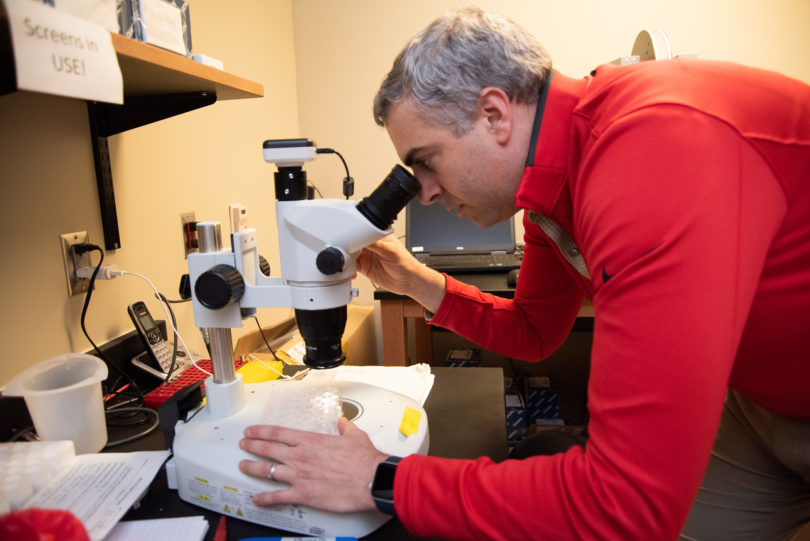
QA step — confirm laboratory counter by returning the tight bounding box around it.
[118,366,508,540]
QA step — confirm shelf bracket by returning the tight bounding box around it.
[0,14,15,96]
[87,92,217,250]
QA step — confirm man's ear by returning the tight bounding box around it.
[478,87,513,144]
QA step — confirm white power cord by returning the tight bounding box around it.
[120,270,212,378]
[75,264,122,280]
[76,264,212,377]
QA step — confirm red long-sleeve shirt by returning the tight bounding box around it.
[395,60,810,539]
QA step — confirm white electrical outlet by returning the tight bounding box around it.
[60,231,90,297]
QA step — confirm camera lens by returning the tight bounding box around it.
[357,165,421,230]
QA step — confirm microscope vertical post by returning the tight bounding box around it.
[197,223,237,384]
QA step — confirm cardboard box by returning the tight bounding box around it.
[505,389,527,446]
[526,376,561,424]
[233,305,377,366]
[444,348,481,367]
[233,315,297,359]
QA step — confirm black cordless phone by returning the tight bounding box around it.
[128,301,175,375]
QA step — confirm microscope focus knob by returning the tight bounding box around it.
[316,247,345,275]
[195,264,245,309]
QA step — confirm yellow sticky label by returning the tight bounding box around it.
[399,406,421,437]
[237,356,284,383]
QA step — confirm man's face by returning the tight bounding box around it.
[386,98,518,227]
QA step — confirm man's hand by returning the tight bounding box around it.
[238,417,388,512]
[356,234,446,313]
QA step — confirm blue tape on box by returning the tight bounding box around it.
[505,390,527,445]
[528,386,560,423]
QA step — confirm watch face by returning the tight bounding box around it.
[372,461,396,496]
[372,457,401,515]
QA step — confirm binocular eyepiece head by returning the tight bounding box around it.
[357,165,421,231]
[300,165,420,369]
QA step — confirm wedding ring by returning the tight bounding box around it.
[268,463,277,481]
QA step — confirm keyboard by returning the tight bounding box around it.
[416,252,522,272]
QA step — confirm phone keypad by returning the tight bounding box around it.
[152,340,175,372]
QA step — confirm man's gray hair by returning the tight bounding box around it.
[373,6,552,136]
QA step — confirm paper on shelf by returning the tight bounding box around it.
[3,0,123,104]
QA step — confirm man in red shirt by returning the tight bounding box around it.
[239,7,810,539]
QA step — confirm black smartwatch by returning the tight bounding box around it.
[371,456,402,515]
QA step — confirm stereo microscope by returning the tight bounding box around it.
[166,139,430,537]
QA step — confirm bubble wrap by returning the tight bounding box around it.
[260,385,342,435]
[0,440,75,514]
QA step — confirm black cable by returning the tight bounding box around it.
[507,357,519,381]
[103,407,159,448]
[51,245,160,449]
[309,183,324,199]
[9,426,36,442]
[74,244,146,405]
[156,292,179,381]
[253,316,284,363]
[316,147,354,199]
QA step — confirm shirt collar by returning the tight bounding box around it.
[525,70,555,168]
[516,71,588,219]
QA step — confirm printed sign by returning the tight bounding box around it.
[4,0,123,104]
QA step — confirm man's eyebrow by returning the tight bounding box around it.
[403,146,427,167]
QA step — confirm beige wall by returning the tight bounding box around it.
[292,0,810,301]
[0,0,299,387]
[2,1,808,386]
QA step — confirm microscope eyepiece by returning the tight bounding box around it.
[357,165,421,230]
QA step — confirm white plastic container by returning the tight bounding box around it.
[4,354,108,454]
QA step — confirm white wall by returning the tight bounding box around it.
[0,0,299,386]
[291,0,810,302]
[2,1,808,386]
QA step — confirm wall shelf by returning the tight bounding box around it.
[1,19,265,249]
[110,33,263,101]
[90,34,265,250]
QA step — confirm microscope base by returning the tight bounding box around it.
[167,379,429,538]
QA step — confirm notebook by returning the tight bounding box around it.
[405,200,522,273]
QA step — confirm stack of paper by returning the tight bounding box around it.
[20,450,170,541]
[103,516,208,541]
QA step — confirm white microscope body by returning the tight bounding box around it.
[166,140,427,538]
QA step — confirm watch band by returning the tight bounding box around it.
[371,456,402,515]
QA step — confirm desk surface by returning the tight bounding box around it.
[121,366,506,540]
[374,271,516,300]
[374,273,594,366]
[374,271,595,321]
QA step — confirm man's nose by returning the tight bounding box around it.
[417,180,442,205]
